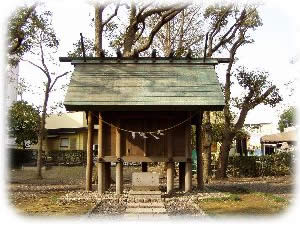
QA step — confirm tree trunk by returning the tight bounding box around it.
[37,82,50,179]
[123,3,137,56]
[216,133,233,179]
[95,5,104,55]
[202,118,212,184]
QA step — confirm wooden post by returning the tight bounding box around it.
[97,112,105,193]
[196,111,204,190]
[179,162,185,189]
[86,111,94,191]
[185,113,192,192]
[167,130,174,194]
[115,121,123,194]
[185,161,192,192]
[142,162,148,172]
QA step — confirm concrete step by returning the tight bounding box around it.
[129,190,162,195]
[123,214,169,219]
[127,202,165,208]
[125,207,166,214]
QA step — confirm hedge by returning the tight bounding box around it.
[9,149,87,168]
[227,152,294,177]
[9,149,295,177]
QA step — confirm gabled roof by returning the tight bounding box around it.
[260,130,297,143]
[46,112,87,129]
[62,58,225,111]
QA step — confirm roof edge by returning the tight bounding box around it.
[59,57,230,64]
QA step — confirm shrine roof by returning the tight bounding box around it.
[60,57,226,111]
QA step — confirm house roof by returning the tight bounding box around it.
[46,112,87,129]
[260,130,297,143]
[62,58,225,111]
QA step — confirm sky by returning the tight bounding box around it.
[1,0,300,125]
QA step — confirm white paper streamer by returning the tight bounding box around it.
[131,132,135,139]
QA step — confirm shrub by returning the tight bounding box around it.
[9,149,87,168]
[227,152,294,177]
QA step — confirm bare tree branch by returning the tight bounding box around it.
[49,71,70,92]
[102,2,120,26]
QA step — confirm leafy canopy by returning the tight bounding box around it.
[278,106,296,132]
[8,101,41,150]
[8,4,58,65]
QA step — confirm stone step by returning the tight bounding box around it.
[128,195,162,199]
[125,207,166,214]
[123,214,169,219]
[129,190,162,195]
[128,198,162,203]
[127,202,165,208]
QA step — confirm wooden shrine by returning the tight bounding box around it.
[60,55,227,194]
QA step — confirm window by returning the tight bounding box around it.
[60,138,69,148]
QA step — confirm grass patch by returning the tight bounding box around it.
[255,192,287,203]
[200,194,241,202]
[50,195,58,203]
[197,193,289,216]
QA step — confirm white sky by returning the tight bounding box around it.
[1,0,300,124]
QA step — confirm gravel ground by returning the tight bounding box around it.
[164,188,228,216]
[8,166,295,217]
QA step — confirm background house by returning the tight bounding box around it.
[244,122,278,155]
[260,128,297,154]
[32,112,96,152]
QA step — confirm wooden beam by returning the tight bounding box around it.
[102,156,188,162]
[97,112,105,193]
[86,111,94,191]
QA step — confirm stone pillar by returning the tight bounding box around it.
[167,130,174,194]
[115,121,123,194]
[142,162,148,172]
[185,114,192,192]
[86,111,94,191]
[97,112,105,193]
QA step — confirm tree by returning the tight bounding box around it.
[8,101,40,150]
[216,67,282,178]
[278,107,296,132]
[151,7,204,57]
[7,3,51,66]
[19,9,69,179]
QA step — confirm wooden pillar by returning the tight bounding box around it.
[142,162,148,172]
[86,111,94,191]
[97,112,105,193]
[115,121,123,194]
[179,162,185,189]
[185,113,192,192]
[167,130,174,194]
[196,111,204,190]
